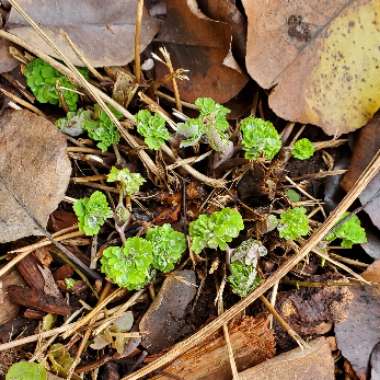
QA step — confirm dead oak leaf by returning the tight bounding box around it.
[154,0,248,103]
[0,109,71,243]
[7,0,159,67]
[242,0,380,136]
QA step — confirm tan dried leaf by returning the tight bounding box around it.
[243,0,380,136]
[0,109,71,243]
[7,0,160,67]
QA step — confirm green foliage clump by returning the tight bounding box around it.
[73,191,112,236]
[25,58,87,111]
[136,110,170,150]
[146,223,187,273]
[228,239,267,297]
[56,108,92,137]
[101,237,153,290]
[189,208,244,254]
[83,104,122,152]
[107,166,146,196]
[325,213,367,248]
[291,138,315,160]
[277,207,310,241]
[6,361,47,380]
[240,116,281,160]
[177,97,231,152]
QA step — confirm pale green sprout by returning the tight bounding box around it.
[73,191,112,236]
[6,362,47,380]
[291,138,315,160]
[189,208,244,254]
[277,207,310,241]
[107,166,146,196]
[56,108,92,137]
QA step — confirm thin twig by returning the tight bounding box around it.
[134,0,144,83]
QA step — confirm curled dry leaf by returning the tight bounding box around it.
[0,109,71,243]
[335,260,380,378]
[155,0,248,103]
[7,0,160,67]
[242,0,380,136]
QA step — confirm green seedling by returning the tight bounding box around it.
[189,208,244,254]
[107,167,146,197]
[286,189,301,202]
[228,239,267,297]
[73,191,112,236]
[6,362,47,380]
[56,108,92,137]
[177,97,231,152]
[136,110,170,150]
[101,237,153,290]
[277,207,310,241]
[25,58,87,112]
[146,223,187,273]
[291,138,315,160]
[240,116,282,161]
[83,104,122,152]
[325,213,367,248]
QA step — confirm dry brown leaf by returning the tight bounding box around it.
[7,0,159,67]
[243,0,380,136]
[154,0,247,103]
[0,271,24,325]
[335,260,380,378]
[239,337,334,380]
[0,39,18,73]
[0,109,71,243]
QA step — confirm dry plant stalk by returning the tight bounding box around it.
[122,150,380,379]
[134,0,144,83]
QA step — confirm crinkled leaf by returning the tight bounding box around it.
[292,138,315,160]
[277,207,310,241]
[107,167,146,196]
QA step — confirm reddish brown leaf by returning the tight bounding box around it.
[154,0,247,103]
[0,271,24,325]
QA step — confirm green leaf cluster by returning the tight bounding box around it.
[136,110,170,150]
[73,191,112,236]
[101,237,153,290]
[146,223,187,272]
[25,58,87,111]
[177,97,231,152]
[228,239,267,297]
[291,138,315,160]
[56,108,92,137]
[107,166,146,196]
[277,207,310,240]
[83,104,122,152]
[189,208,244,254]
[325,213,367,248]
[6,362,47,380]
[240,116,281,160]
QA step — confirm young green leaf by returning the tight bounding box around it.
[277,207,310,241]
[82,104,121,152]
[73,191,112,236]
[136,110,170,150]
[24,58,87,112]
[291,138,315,160]
[325,213,367,248]
[240,116,281,160]
[56,108,92,137]
[286,189,301,203]
[228,261,261,298]
[6,362,47,380]
[101,237,153,290]
[177,97,231,152]
[107,166,146,196]
[189,208,244,254]
[146,223,187,273]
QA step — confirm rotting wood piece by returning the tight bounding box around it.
[151,316,275,380]
[16,253,45,291]
[7,285,70,316]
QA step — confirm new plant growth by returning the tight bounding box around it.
[146,223,187,272]
[6,361,47,380]
[189,208,244,254]
[277,207,310,240]
[325,213,367,248]
[73,191,112,236]
[177,97,231,152]
[83,104,122,151]
[291,138,315,160]
[101,237,153,290]
[56,108,92,137]
[228,239,267,297]
[24,58,87,111]
[240,116,282,160]
[136,110,170,150]
[107,167,146,197]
